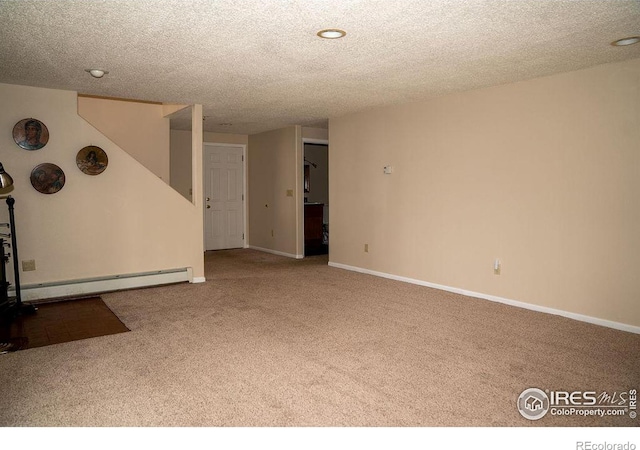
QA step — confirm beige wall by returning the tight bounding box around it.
[0,83,204,284]
[170,129,193,201]
[170,130,249,202]
[302,127,328,141]
[204,132,249,146]
[248,126,302,257]
[329,58,640,328]
[78,96,170,182]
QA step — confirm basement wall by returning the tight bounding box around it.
[248,125,302,258]
[329,58,640,329]
[78,96,171,183]
[0,83,204,289]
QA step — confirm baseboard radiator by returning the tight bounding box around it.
[10,268,191,302]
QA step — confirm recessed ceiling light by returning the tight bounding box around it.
[317,29,346,39]
[85,69,109,78]
[611,36,640,46]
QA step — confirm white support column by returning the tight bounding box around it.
[191,104,205,282]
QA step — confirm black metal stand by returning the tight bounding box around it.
[1,196,35,354]
[0,238,10,316]
[1,196,36,319]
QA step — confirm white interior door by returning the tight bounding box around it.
[204,144,245,250]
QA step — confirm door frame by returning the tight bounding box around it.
[202,142,248,250]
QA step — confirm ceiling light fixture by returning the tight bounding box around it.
[317,29,346,39]
[85,69,109,78]
[611,36,640,46]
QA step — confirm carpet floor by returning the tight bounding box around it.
[0,249,638,427]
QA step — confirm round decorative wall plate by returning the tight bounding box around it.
[76,145,108,175]
[30,163,65,194]
[13,118,49,150]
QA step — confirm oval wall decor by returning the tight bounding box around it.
[76,145,108,175]
[30,163,66,194]
[13,118,49,150]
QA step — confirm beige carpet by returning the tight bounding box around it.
[0,249,638,427]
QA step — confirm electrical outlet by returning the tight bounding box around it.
[364,244,369,253]
[22,259,36,271]
[494,259,501,275]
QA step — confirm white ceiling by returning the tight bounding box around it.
[1,0,639,135]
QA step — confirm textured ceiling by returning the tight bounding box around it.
[1,0,639,135]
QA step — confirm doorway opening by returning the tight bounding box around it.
[303,142,328,256]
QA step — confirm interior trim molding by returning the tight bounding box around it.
[78,93,162,105]
[249,245,303,259]
[14,268,190,302]
[328,261,640,335]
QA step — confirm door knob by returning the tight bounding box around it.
[206,197,210,201]
[206,205,211,209]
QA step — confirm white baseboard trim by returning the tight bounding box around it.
[192,277,206,283]
[14,268,190,302]
[249,246,304,259]
[328,261,640,335]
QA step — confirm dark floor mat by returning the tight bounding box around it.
[0,297,129,353]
